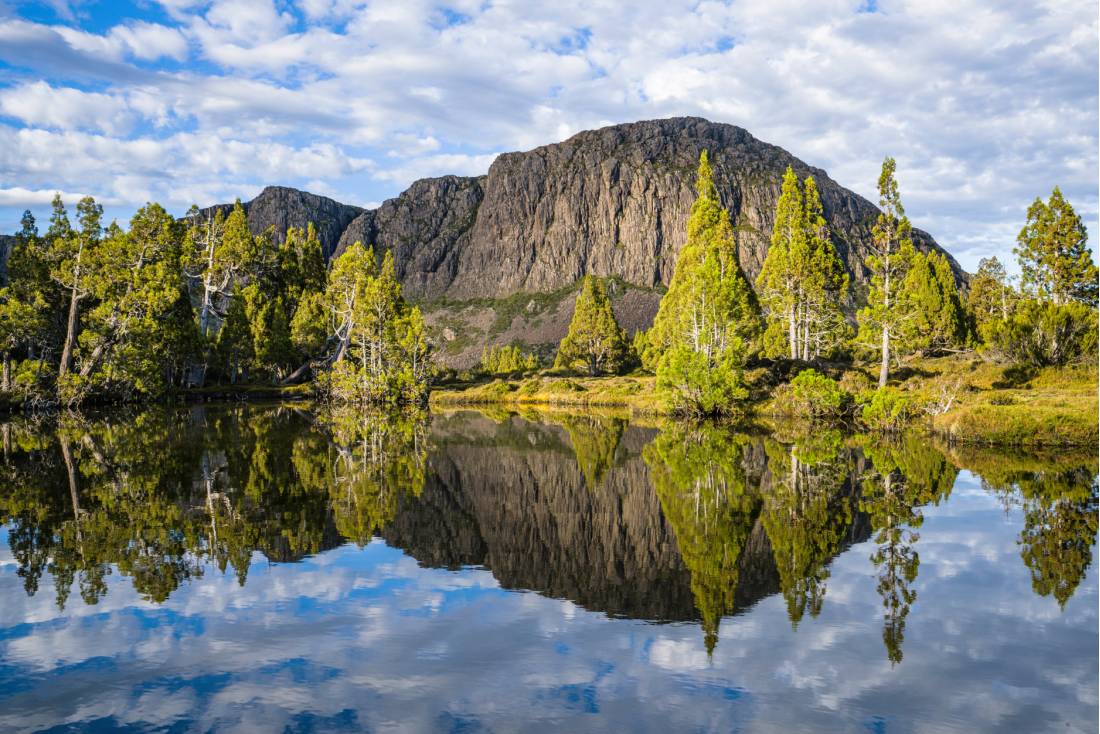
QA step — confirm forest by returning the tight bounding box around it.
[1,152,1096,440]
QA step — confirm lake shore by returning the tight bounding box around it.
[431,356,1098,448]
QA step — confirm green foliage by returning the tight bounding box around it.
[290,290,329,359]
[757,168,850,360]
[859,387,915,432]
[778,369,851,421]
[968,256,1015,333]
[554,276,630,375]
[857,157,915,387]
[982,299,1097,366]
[1015,187,1098,307]
[657,343,747,417]
[481,344,538,375]
[647,152,758,415]
[899,249,968,355]
[643,423,758,654]
[321,247,432,406]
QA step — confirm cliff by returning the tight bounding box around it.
[204,117,967,365]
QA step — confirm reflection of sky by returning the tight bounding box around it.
[0,472,1095,733]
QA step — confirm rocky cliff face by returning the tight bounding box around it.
[206,117,967,365]
[330,117,963,301]
[201,185,362,259]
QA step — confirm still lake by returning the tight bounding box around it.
[0,405,1095,733]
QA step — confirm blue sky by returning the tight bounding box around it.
[0,0,1096,272]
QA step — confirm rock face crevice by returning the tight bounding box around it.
[206,117,965,306]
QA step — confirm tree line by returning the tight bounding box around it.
[548,152,1098,416]
[0,198,430,407]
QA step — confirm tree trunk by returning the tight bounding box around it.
[878,325,890,388]
[59,288,81,379]
[2,351,10,392]
[788,306,798,360]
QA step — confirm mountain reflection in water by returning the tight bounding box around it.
[0,405,1096,733]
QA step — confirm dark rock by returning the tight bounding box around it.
[200,185,362,259]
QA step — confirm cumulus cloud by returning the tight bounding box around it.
[0,0,1094,270]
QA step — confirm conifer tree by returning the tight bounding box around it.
[75,203,187,393]
[857,157,914,387]
[758,170,850,360]
[801,176,851,358]
[1014,187,1098,306]
[326,241,377,364]
[899,249,968,355]
[216,286,253,384]
[968,256,1014,330]
[555,276,630,375]
[52,196,103,380]
[757,166,807,359]
[645,151,758,415]
[183,200,255,342]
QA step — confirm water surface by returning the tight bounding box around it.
[0,406,1096,732]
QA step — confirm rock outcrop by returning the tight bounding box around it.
[203,117,968,365]
[201,185,363,259]
[215,117,964,302]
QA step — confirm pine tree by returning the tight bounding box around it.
[326,241,377,364]
[51,196,102,380]
[75,203,187,396]
[216,286,253,384]
[899,250,967,355]
[554,276,630,375]
[801,176,851,358]
[757,166,807,359]
[857,158,914,387]
[645,151,758,415]
[183,200,256,343]
[757,170,850,360]
[968,256,1014,330]
[1014,187,1098,306]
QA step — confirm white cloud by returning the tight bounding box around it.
[0,0,1094,270]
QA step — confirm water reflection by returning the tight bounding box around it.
[0,405,1096,670]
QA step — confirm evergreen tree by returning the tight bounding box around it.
[1015,187,1098,306]
[857,157,914,387]
[481,345,537,374]
[244,286,294,381]
[51,196,103,380]
[801,176,851,358]
[290,291,330,360]
[554,276,630,375]
[758,166,808,359]
[326,241,377,364]
[899,249,967,355]
[216,286,253,384]
[758,170,850,360]
[968,256,1014,332]
[72,203,189,398]
[183,200,256,365]
[646,151,758,416]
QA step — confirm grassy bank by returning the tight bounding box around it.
[430,374,666,414]
[430,356,1098,447]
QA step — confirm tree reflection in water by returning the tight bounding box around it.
[0,406,1095,667]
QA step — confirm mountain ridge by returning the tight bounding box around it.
[200,116,968,366]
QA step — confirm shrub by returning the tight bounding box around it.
[981,299,1098,366]
[656,344,748,417]
[859,387,915,432]
[480,345,538,375]
[779,369,851,420]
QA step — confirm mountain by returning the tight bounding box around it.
[200,185,363,259]
[204,117,967,366]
